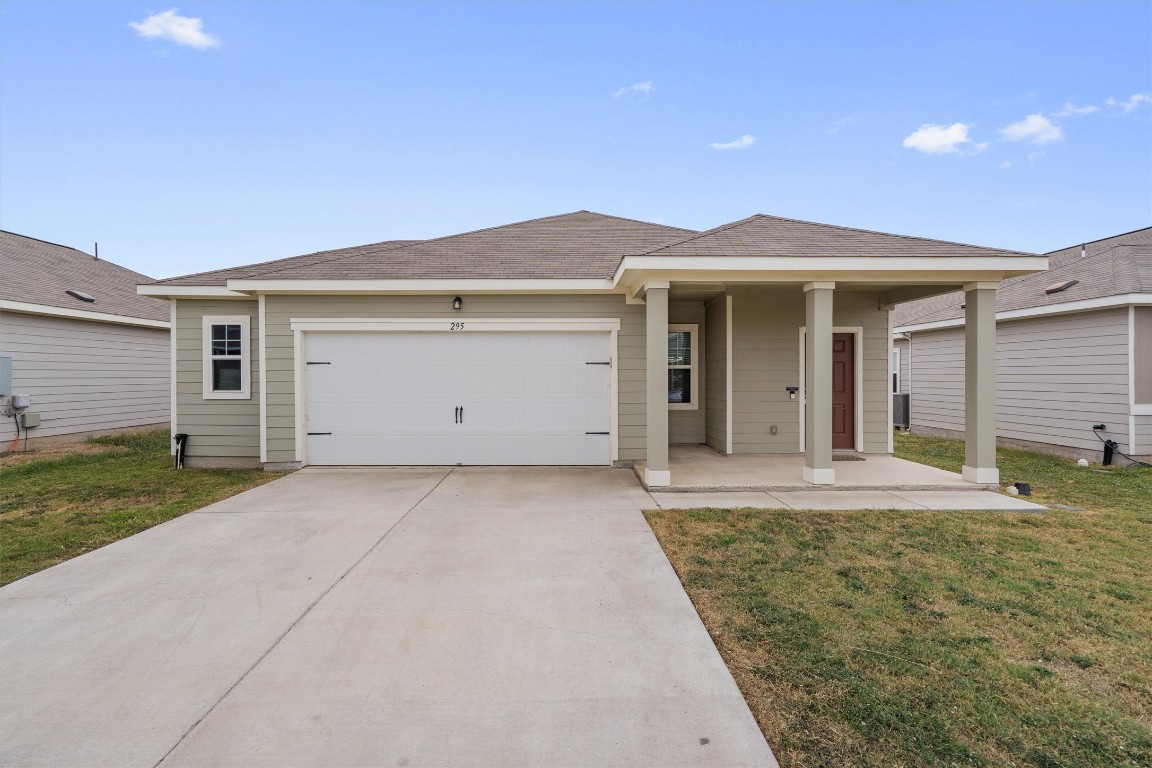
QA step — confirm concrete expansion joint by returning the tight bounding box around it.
[151,468,457,768]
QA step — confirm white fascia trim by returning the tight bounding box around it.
[228,278,618,294]
[288,317,623,333]
[619,255,1048,275]
[138,285,250,298]
[895,293,1152,333]
[0,299,170,330]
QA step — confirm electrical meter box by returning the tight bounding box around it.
[0,356,10,396]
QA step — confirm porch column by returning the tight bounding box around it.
[645,281,671,486]
[963,282,1000,484]
[804,282,835,484]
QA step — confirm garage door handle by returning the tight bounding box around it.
[585,431,609,435]
[308,432,332,436]
[585,361,611,366]
[460,406,464,423]
[455,406,461,424]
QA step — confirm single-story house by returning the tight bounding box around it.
[893,226,1151,463]
[0,231,171,451]
[138,211,1046,486]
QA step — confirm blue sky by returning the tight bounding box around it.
[2,1,1149,278]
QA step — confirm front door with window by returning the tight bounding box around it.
[832,333,855,449]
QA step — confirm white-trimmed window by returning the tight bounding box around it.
[202,316,251,399]
[891,348,901,394]
[668,324,699,410]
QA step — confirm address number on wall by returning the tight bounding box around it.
[449,322,465,331]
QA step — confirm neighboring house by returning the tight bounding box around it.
[139,211,1045,486]
[0,231,171,451]
[894,227,1152,462]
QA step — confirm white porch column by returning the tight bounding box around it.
[645,282,671,487]
[804,282,835,485]
[963,282,999,484]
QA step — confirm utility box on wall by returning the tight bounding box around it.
[0,356,11,396]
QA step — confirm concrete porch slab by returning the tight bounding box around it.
[636,445,998,492]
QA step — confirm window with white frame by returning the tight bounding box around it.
[891,348,901,394]
[668,324,699,409]
[202,316,251,399]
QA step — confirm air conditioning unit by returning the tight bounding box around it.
[893,393,910,429]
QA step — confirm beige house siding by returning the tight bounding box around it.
[729,288,890,454]
[262,294,646,465]
[174,299,261,460]
[668,301,705,444]
[704,297,728,452]
[908,308,1134,456]
[0,310,169,447]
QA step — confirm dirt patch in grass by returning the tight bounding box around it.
[0,430,280,586]
[646,434,1152,767]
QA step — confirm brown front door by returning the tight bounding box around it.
[832,333,855,449]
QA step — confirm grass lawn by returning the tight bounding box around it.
[646,432,1152,768]
[0,430,279,586]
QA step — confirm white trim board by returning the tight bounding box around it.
[258,295,268,463]
[137,285,250,299]
[288,317,623,333]
[0,299,170,330]
[231,278,617,295]
[798,326,865,454]
[726,295,733,455]
[170,299,178,455]
[894,293,1152,334]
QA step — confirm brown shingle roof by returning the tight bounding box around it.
[893,227,1152,327]
[0,231,170,322]
[638,214,1038,259]
[153,240,422,286]
[241,211,697,281]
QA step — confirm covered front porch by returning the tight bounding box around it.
[613,215,1046,490]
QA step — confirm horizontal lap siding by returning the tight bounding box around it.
[669,301,705,444]
[263,295,645,464]
[729,289,890,454]
[909,308,1133,454]
[0,311,169,443]
[704,297,727,452]
[174,300,260,458]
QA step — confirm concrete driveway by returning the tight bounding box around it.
[0,467,776,767]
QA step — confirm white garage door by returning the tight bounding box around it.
[304,331,612,466]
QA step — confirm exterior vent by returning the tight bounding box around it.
[1045,279,1078,295]
[65,290,95,303]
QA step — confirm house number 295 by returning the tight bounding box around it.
[449,322,465,331]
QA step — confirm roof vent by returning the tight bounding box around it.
[1045,279,1078,295]
[66,290,95,303]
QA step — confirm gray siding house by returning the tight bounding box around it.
[0,232,171,451]
[894,227,1152,462]
[140,211,1045,487]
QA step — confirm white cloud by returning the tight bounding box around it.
[710,134,756,150]
[130,9,220,49]
[999,160,1014,169]
[1000,114,1063,144]
[901,123,972,154]
[827,116,857,134]
[1109,93,1152,113]
[613,81,653,98]
[1053,101,1099,117]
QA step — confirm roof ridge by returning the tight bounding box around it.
[1046,225,1152,254]
[1,229,93,257]
[635,214,764,254]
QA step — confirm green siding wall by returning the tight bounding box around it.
[174,299,260,459]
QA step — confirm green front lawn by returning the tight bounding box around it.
[0,430,279,586]
[646,432,1152,768]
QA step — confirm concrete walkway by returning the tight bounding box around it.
[0,467,776,767]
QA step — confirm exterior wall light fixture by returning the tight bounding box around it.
[452,296,463,310]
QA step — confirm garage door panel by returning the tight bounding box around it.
[304,331,612,466]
